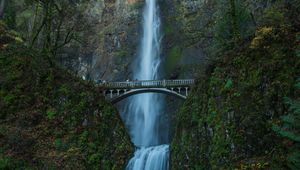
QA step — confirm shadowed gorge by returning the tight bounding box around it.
[0,0,300,169]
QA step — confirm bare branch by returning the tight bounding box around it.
[51,24,76,52]
[30,18,46,47]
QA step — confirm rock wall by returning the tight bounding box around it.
[159,0,278,79]
[63,0,214,81]
[60,0,143,81]
[169,0,300,169]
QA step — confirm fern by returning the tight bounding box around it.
[287,152,300,170]
[273,79,300,169]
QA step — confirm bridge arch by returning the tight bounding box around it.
[110,88,186,104]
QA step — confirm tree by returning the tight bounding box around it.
[29,0,79,54]
[272,36,300,168]
[4,0,89,64]
[0,0,5,18]
[2,0,15,28]
[213,0,253,51]
[229,0,239,43]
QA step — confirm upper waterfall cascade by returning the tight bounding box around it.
[121,0,170,169]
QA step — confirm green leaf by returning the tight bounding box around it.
[54,138,62,149]
[224,79,233,90]
[287,151,300,170]
[46,110,56,119]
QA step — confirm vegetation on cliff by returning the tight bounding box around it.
[1,0,300,169]
[171,0,300,169]
[0,22,132,169]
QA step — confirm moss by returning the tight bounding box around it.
[163,23,174,36]
[171,23,300,169]
[165,46,182,74]
[128,0,144,11]
[115,50,129,58]
[0,23,133,169]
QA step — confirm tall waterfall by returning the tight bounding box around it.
[122,0,169,169]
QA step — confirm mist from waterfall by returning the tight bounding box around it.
[121,0,169,169]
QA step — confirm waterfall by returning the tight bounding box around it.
[122,0,169,169]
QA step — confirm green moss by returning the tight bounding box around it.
[165,46,182,74]
[0,23,132,169]
[115,50,129,58]
[164,23,174,36]
[171,23,300,169]
[128,1,144,11]
[3,93,16,105]
[0,148,33,170]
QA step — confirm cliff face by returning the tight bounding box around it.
[160,0,213,78]
[169,0,300,169]
[170,27,299,169]
[5,0,277,81]
[85,0,143,81]
[60,0,143,81]
[64,0,213,81]
[2,0,299,169]
[159,0,280,79]
[61,0,214,81]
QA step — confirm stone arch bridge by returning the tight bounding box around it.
[97,79,195,104]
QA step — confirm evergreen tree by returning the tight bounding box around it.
[272,44,300,169]
[213,0,254,52]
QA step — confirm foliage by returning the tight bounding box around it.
[213,0,254,51]
[224,79,233,90]
[46,109,56,119]
[272,36,300,169]
[2,0,90,60]
[0,154,33,170]
[165,46,182,74]
[272,94,300,169]
[0,24,132,169]
[170,2,300,168]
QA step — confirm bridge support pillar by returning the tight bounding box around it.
[185,87,188,96]
[117,89,120,96]
[178,87,181,94]
[110,90,113,98]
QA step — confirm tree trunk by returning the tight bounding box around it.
[0,0,5,18]
[229,0,239,43]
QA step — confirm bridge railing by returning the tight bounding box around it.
[98,79,195,89]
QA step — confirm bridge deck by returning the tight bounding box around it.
[98,79,195,89]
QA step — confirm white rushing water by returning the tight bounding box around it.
[122,0,169,169]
